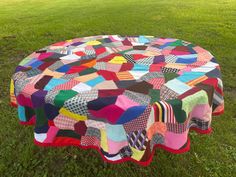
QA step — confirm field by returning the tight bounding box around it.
[0,0,236,176]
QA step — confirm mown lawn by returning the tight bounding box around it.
[0,0,236,176]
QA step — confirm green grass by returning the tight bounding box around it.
[0,0,236,176]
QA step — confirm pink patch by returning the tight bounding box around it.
[106,63,122,72]
[52,41,67,46]
[107,139,128,154]
[190,104,212,121]
[164,131,188,150]
[115,95,139,110]
[89,105,124,124]
[161,50,171,55]
[44,126,59,143]
[177,67,191,75]
[16,94,33,107]
[66,65,87,74]
[170,50,190,55]
[38,52,54,60]
[21,84,38,98]
[149,64,163,72]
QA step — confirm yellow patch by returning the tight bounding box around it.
[100,129,108,152]
[130,147,145,161]
[59,108,87,121]
[86,40,101,46]
[109,56,127,64]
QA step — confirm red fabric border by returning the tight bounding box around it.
[33,127,211,166]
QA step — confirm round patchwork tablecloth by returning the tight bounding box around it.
[10,35,224,166]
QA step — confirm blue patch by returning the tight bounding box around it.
[44,78,67,91]
[116,106,146,124]
[18,105,26,122]
[132,64,149,71]
[138,36,150,44]
[86,76,105,87]
[176,57,197,64]
[56,65,71,72]
[177,72,205,82]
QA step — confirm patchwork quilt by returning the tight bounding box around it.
[10,35,224,166]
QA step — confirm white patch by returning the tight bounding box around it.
[34,133,47,143]
[104,154,122,161]
[72,82,92,92]
[147,106,155,130]
[129,71,148,79]
[60,54,81,60]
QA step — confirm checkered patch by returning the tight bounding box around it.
[77,90,98,102]
[54,114,77,130]
[161,67,180,73]
[81,136,100,147]
[150,133,164,150]
[63,95,88,116]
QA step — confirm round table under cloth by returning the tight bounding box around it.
[10,35,224,166]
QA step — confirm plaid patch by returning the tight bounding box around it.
[85,119,106,129]
[166,122,188,134]
[127,130,148,150]
[160,85,179,100]
[14,79,30,96]
[188,117,209,130]
[12,71,28,81]
[150,133,164,150]
[85,127,101,140]
[26,68,42,78]
[119,146,133,158]
[140,72,164,81]
[45,90,60,105]
[124,90,151,105]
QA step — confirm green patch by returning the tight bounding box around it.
[54,90,78,107]
[164,72,179,82]
[149,89,160,104]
